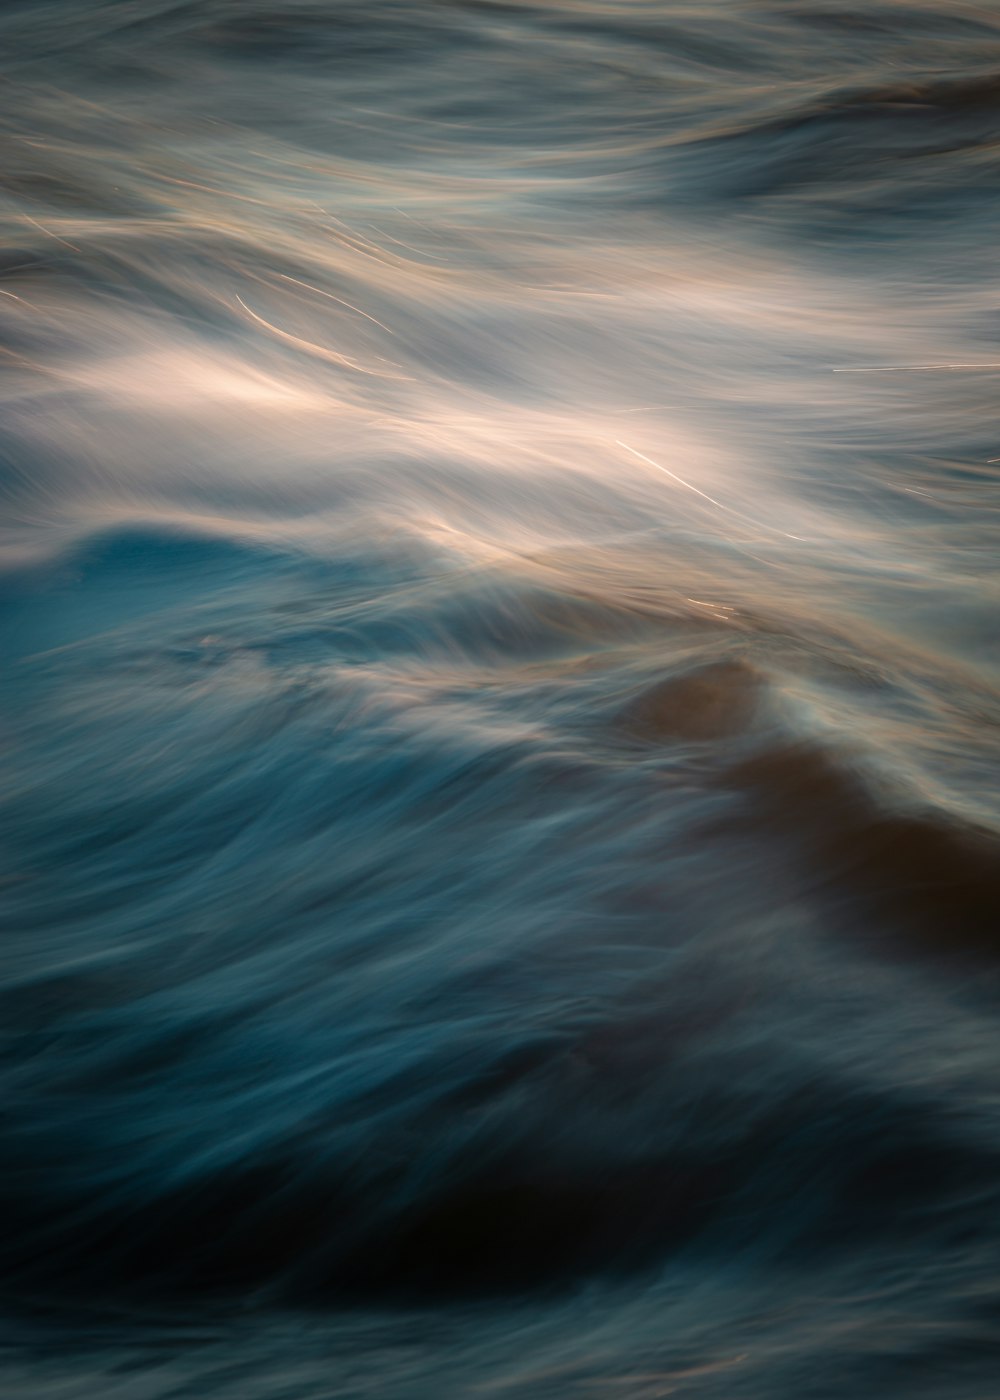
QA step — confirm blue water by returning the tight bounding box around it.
[2,2,1000,1395]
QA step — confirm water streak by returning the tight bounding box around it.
[1,2,999,1396]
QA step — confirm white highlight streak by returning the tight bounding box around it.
[615,440,807,542]
[275,274,395,334]
[833,364,1000,373]
[234,294,407,378]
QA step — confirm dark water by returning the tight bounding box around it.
[2,1,1000,1394]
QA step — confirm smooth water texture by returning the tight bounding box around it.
[2,2,1000,1396]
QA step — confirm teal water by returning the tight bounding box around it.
[2,3,1000,1395]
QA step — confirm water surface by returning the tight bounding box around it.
[2,2,1000,1395]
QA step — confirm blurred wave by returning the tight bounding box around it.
[2,2,1000,1396]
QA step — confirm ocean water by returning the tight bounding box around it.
[2,1,1000,1395]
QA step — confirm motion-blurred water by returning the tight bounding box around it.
[2,2,1000,1395]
